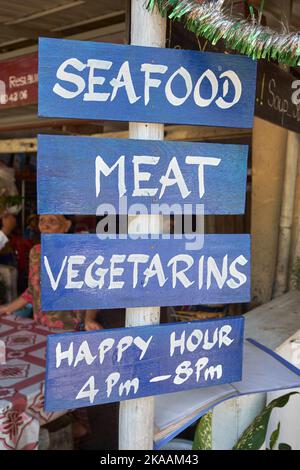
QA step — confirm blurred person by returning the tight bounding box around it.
[24,213,40,244]
[0,213,16,250]
[0,214,103,440]
[85,310,103,331]
[0,214,100,331]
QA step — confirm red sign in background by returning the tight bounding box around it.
[0,53,38,109]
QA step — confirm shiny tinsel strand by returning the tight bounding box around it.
[146,0,300,65]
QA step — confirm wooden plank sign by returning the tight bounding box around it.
[255,61,300,133]
[41,234,251,311]
[44,317,244,411]
[38,38,257,128]
[37,135,248,215]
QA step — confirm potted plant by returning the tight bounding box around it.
[193,392,298,450]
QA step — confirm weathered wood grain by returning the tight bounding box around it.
[37,134,248,215]
[38,37,257,127]
[41,234,251,310]
[44,317,244,411]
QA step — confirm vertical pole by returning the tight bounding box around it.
[274,0,297,297]
[118,1,166,450]
[274,1,300,296]
[274,131,299,297]
[290,231,300,290]
[21,179,25,233]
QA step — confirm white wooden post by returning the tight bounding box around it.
[118,0,166,450]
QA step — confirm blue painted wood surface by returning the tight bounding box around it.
[41,234,251,311]
[38,135,248,215]
[38,38,257,127]
[44,317,244,411]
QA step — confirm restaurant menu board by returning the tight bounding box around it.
[38,38,257,410]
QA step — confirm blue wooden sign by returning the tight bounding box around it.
[44,317,244,411]
[38,38,257,128]
[38,135,248,215]
[41,234,251,311]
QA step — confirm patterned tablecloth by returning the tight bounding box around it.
[0,315,65,450]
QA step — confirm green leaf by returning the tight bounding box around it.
[192,411,212,450]
[278,443,292,450]
[269,422,280,450]
[233,392,298,450]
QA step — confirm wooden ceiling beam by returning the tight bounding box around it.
[4,1,85,26]
[0,24,62,40]
[53,10,126,32]
[0,13,125,57]
[0,126,251,154]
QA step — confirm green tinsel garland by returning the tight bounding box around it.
[146,0,300,66]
